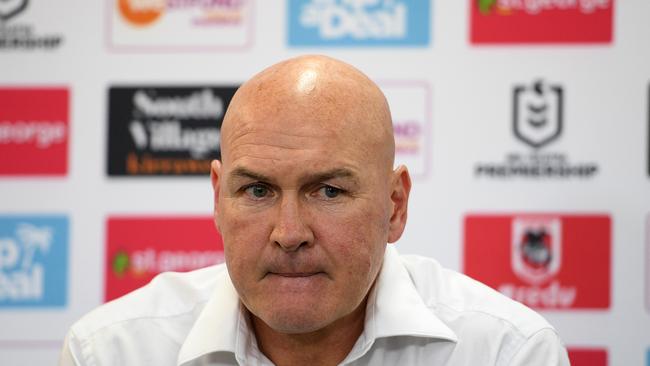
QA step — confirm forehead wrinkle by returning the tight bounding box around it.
[226,127,387,182]
[226,136,329,166]
[233,141,317,153]
[229,127,334,147]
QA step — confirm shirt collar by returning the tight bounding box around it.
[177,246,457,365]
[176,269,243,365]
[368,245,457,341]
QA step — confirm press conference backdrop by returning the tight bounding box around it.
[0,1,649,365]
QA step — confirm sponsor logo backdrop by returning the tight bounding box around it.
[288,0,430,46]
[464,214,611,310]
[0,88,69,175]
[474,79,599,180]
[470,0,614,44]
[0,215,68,307]
[0,0,64,50]
[107,86,236,176]
[105,216,224,301]
[381,81,431,178]
[1,0,649,364]
[109,0,254,50]
[568,348,608,366]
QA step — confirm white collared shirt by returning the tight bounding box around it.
[59,246,569,365]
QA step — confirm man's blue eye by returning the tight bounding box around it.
[246,185,268,198]
[323,186,341,198]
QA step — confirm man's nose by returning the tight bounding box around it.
[270,195,314,252]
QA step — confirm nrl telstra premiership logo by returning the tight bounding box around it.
[473,78,599,179]
[513,80,563,149]
[0,0,63,50]
[0,0,28,22]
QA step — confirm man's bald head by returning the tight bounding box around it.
[220,55,395,171]
[210,56,412,352]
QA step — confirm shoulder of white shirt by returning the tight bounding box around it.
[398,253,556,340]
[70,263,229,340]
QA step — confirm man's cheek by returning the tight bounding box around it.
[222,210,259,239]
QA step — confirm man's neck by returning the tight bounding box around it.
[250,299,367,366]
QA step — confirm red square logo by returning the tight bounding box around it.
[0,88,69,175]
[470,0,614,44]
[105,216,224,301]
[568,348,608,366]
[464,214,611,309]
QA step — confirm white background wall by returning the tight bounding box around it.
[1,0,649,365]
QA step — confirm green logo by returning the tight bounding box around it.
[112,250,130,277]
[478,0,497,14]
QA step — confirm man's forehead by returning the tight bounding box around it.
[226,87,365,133]
[221,104,371,166]
[227,116,341,139]
[220,55,395,171]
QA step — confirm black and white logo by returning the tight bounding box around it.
[513,80,563,149]
[0,0,63,50]
[475,79,598,179]
[0,0,28,21]
[107,86,237,176]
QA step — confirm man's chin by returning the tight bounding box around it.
[253,308,333,335]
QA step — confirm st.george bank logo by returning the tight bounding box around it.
[0,88,69,175]
[381,81,431,178]
[464,214,610,309]
[0,215,68,307]
[107,86,236,176]
[568,348,607,366]
[288,0,430,46]
[110,0,253,50]
[105,217,224,301]
[471,0,614,44]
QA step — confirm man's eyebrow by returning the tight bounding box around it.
[228,167,358,185]
[229,167,273,183]
[301,168,359,184]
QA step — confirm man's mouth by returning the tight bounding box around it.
[270,272,323,278]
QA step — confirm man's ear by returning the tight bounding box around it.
[387,165,411,243]
[210,160,222,232]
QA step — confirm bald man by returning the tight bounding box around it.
[59,56,569,366]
